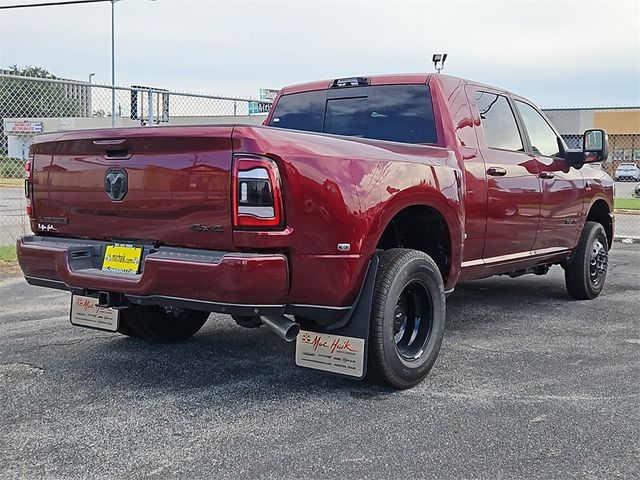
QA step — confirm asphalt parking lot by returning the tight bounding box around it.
[1,244,639,479]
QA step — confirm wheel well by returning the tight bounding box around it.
[586,200,613,248]
[376,205,451,281]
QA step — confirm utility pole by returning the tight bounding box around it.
[111,0,116,126]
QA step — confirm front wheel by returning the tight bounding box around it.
[122,305,209,342]
[565,221,609,300]
[367,249,446,389]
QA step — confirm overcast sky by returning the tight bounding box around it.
[0,0,638,107]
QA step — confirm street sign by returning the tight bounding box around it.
[249,101,271,115]
[5,121,43,134]
[259,88,279,101]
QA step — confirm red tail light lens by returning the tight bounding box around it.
[232,155,283,228]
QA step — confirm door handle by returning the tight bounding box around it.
[93,139,132,160]
[486,167,507,176]
[538,172,555,179]
[93,139,129,148]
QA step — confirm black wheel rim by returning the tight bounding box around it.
[589,238,608,287]
[393,280,433,361]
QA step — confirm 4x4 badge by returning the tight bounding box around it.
[105,168,128,201]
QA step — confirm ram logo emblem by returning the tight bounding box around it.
[105,168,128,201]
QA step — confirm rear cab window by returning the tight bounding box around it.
[269,84,437,144]
[268,90,325,132]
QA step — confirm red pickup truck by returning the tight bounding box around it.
[17,73,614,389]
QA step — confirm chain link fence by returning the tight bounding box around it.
[1,74,638,246]
[563,132,639,240]
[0,72,271,245]
[560,133,640,177]
[544,107,640,241]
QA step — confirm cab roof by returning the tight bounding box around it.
[279,73,511,97]
[281,73,433,95]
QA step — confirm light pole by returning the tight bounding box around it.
[88,73,95,117]
[111,0,117,126]
[0,0,156,126]
[110,0,155,126]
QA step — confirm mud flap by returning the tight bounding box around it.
[294,254,378,380]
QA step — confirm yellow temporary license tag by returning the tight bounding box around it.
[102,244,142,274]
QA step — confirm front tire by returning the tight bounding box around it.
[367,249,446,389]
[122,305,209,342]
[565,221,609,300]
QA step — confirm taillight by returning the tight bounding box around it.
[25,153,33,217]
[232,155,283,229]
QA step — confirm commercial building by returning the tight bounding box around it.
[543,107,640,174]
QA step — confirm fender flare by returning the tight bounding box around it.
[363,191,464,289]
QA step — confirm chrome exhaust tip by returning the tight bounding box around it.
[260,315,300,342]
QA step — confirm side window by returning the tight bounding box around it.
[515,100,561,157]
[475,91,523,152]
[364,85,437,143]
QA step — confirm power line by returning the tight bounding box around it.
[0,0,111,10]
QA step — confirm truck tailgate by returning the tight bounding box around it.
[30,126,236,251]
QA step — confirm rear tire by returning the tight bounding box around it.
[565,221,609,300]
[122,305,209,342]
[231,315,263,329]
[367,249,446,389]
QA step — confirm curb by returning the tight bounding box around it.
[614,236,640,244]
[615,209,640,216]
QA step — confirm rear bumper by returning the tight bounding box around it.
[17,236,354,323]
[17,236,292,316]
